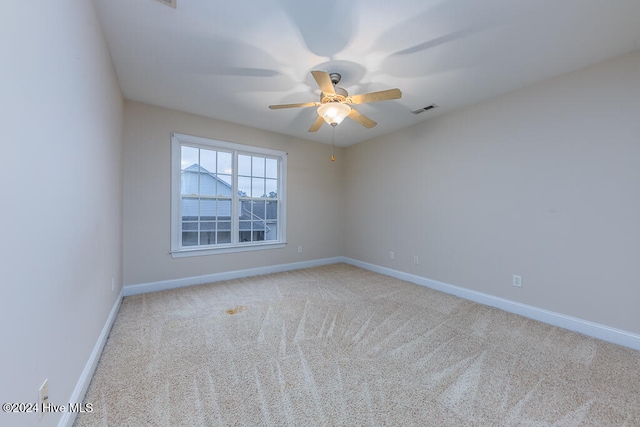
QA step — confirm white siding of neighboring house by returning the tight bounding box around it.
[181,167,232,218]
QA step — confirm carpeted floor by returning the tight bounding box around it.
[75,263,640,426]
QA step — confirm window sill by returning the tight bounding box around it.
[170,242,287,258]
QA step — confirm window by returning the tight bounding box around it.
[171,133,286,257]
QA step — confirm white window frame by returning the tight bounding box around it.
[170,132,287,258]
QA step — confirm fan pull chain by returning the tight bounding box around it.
[331,123,336,162]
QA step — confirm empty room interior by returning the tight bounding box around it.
[2,0,640,426]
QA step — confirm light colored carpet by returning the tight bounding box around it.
[75,263,640,426]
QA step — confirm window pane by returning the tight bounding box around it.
[181,169,198,195]
[217,151,232,175]
[181,146,199,171]
[265,225,277,240]
[266,201,277,220]
[252,178,265,198]
[217,231,231,244]
[217,199,231,217]
[182,232,198,246]
[199,171,216,196]
[200,149,216,173]
[181,197,198,220]
[200,199,216,220]
[238,176,251,197]
[182,222,198,231]
[218,221,231,231]
[266,158,277,179]
[200,231,215,245]
[239,221,251,242]
[215,174,232,195]
[265,179,277,198]
[200,222,215,231]
[238,154,251,176]
[251,201,265,218]
[252,220,265,232]
[252,156,265,177]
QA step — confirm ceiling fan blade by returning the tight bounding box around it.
[348,108,377,128]
[347,88,402,105]
[308,116,324,132]
[269,102,320,109]
[311,70,335,95]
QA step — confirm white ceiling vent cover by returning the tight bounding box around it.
[155,0,176,8]
[412,104,438,114]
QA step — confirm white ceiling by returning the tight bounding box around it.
[94,0,640,147]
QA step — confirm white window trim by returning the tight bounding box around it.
[170,132,287,258]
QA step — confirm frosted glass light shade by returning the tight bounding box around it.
[317,102,351,125]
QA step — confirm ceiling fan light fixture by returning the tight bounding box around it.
[269,70,400,132]
[317,102,351,126]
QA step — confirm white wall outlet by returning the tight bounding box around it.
[513,275,523,287]
[39,379,49,419]
[111,277,115,291]
[413,256,419,265]
[389,251,395,260]
[297,245,303,253]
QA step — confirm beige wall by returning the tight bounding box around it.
[345,50,640,334]
[123,101,345,285]
[0,1,123,426]
[124,51,640,336]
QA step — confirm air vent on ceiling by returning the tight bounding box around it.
[155,0,176,8]
[412,104,438,114]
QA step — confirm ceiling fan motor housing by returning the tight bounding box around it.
[322,86,348,103]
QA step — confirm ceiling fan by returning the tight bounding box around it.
[269,70,402,132]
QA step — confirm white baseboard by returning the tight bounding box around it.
[123,257,344,296]
[59,290,123,427]
[122,256,640,351]
[343,257,640,351]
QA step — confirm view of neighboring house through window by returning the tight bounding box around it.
[238,154,279,242]
[171,133,286,256]
[180,146,233,246]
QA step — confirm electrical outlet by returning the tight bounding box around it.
[111,277,115,292]
[39,379,48,419]
[297,245,303,253]
[513,275,523,287]
[413,256,419,265]
[389,251,395,260]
